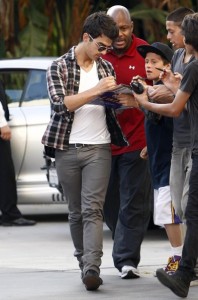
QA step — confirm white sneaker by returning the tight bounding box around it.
[190,274,198,287]
[120,265,140,279]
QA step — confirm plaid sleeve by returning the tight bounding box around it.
[47,61,68,116]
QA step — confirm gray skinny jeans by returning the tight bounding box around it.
[55,144,111,274]
[170,146,192,222]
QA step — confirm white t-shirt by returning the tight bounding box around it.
[69,61,110,144]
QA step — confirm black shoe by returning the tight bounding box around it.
[82,270,103,291]
[156,268,190,298]
[2,217,36,226]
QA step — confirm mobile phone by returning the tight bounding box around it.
[155,67,165,72]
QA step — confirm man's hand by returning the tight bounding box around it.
[140,146,148,160]
[96,76,117,94]
[116,93,139,108]
[159,69,182,95]
[147,85,175,104]
[132,87,149,107]
[0,125,11,140]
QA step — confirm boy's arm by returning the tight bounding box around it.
[147,70,182,103]
[133,87,190,118]
[147,85,175,103]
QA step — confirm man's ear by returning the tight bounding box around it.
[83,32,90,42]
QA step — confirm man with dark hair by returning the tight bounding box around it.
[0,80,36,226]
[166,7,194,229]
[42,11,128,291]
[148,7,198,279]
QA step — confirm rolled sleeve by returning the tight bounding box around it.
[47,62,68,115]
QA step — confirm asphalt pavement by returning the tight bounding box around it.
[0,211,198,300]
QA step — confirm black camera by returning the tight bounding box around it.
[130,82,162,124]
[130,81,144,94]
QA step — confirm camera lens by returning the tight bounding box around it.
[130,82,144,94]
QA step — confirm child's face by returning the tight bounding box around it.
[145,52,169,82]
[166,21,184,50]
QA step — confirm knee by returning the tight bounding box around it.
[69,212,82,223]
[82,208,103,221]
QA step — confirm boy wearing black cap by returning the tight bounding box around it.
[136,42,183,275]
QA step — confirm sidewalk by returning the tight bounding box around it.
[0,217,197,300]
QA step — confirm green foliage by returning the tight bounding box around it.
[130,4,169,44]
[90,0,111,12]
[131,6,168,23]
[16,2,48,56]
[1,0,196,58]
[0,36,6,57]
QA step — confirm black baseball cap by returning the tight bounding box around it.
[137,42,173,63]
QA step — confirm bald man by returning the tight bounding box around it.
[103,5,152,279]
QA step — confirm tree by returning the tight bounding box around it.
[130,0,194,43]
[0,0,196,58]
[0,0,93,57]
[0,0,15,56]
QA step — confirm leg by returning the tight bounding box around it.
[170,147,186,221]
[181,148,192,223]
[164,224,182,247]
[55,148,84,264]
[155,186,183,247]
[103,155,120,238]
[179,154,198,276]
[156,156,198,298]
[0,139,22,222]
[170,148,198,275]
[56,145,111,274]
[80,144,111,274]
[113,150,151,272]
[153,185,181,228]
[154,186,183,274]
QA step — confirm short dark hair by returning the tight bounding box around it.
[166,7,194,26]
[181,13,198,52]
[82,11,119,40]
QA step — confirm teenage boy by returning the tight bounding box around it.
[150,6,194,230]
[41,11,128,291]
[133,13,198,298]
[147,7,198,280]
[136,42,183,274]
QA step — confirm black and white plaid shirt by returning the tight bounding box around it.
[42,46,128,150]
